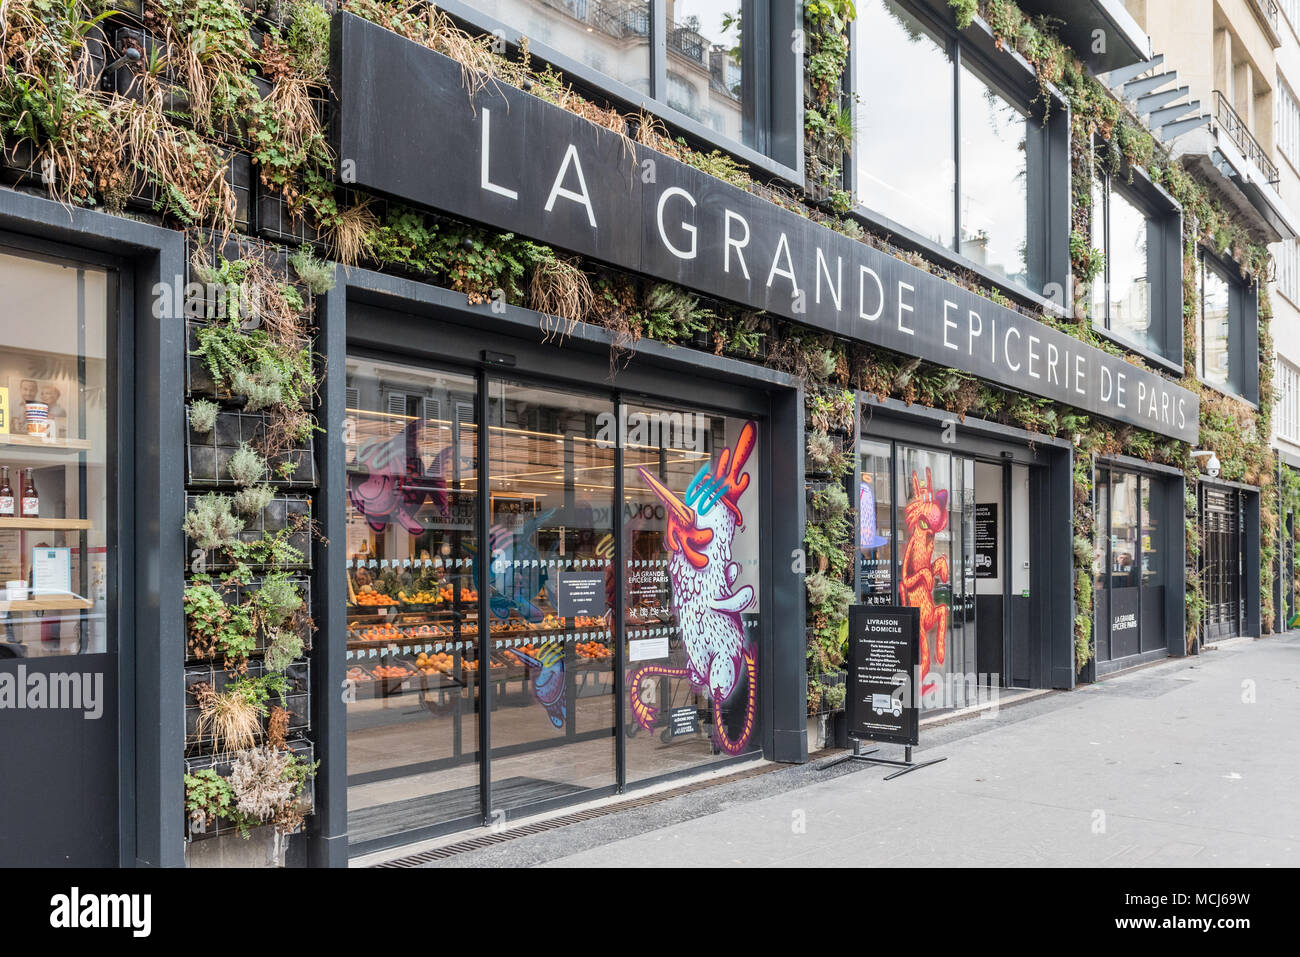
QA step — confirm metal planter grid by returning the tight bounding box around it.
[184,319,313,403]
[185,574,314,665]
[184,491,314,573]
[183,738,315,843]
[184,660,311,753]
[186,405,317,488]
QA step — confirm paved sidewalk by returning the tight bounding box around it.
[420,634,1300,867]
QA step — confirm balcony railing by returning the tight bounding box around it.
[1253,0,1280,34]
[1212,89,1280,185]
[538,0,651,40]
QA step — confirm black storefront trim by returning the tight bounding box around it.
[1089,454,1188,680]
[0,186,187,867]
[854,394,1076,690]
[313,265,806,865]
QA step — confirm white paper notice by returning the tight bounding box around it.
[628,636,670,662]
[32,547,72,595]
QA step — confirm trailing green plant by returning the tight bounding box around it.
[184,577,256,669]
[253,571,304,630]
[184,768,249,835]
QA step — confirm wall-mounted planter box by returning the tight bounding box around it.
[185,319,313,402]
[183,737,314,843]
[257,188,320,247]
[226,150,253,232]
[184,660,311,753]
[186,405,317,488]
[0,139,43,188]
[184,491,313,573]
[185,574,314,666]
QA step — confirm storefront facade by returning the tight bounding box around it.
[0,0,1280,868]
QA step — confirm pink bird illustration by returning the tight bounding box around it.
[628,421,758,754]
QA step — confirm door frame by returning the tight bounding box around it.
[318,266,805,864]
[0,188,187,867]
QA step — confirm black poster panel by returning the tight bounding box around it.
[335,13,1200,443]
[1109,586,1140,660]
[846,604,920,746]
[974,502,998,579]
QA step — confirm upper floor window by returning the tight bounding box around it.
[1198,250,1260,404]
[1278,239,1300,306]
[1089,163,1183,367]
[453,1,798,170]
[852,0,1064,295]
[1277,357,1300,445]
[1277,79,1300,168]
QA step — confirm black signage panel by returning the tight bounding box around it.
[669,706,698,737]
[845,605,919,746]
[555,571,607,617]
[974,503,998,579]
[336,13,1199,444]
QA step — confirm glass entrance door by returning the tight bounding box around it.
[345,357,761,851]
[485,380,617,812]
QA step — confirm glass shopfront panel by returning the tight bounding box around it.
[622,404,761,782]
[486,380,617,810]
[857,439,893,604]
[344,355,765,847]
[667,1,750,145]
[344,359,484,843]
[0,247,113,657]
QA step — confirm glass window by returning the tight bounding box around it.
[487,380,617,809]
[1108,471,1138,590]
[464,0,652,93]
[1140,475,1164,589]
[0,246,113,658]
[1200,256,1232,391]
[623,406,761,781]
[896,447,953,702]
[958,62,1028,285]
[343,359,483,843]
[855,0,955,247]
[858,439,893,604]
[1091,175,1158,355]
[668,2,748,144]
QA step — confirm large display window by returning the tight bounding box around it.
[343,356,762,850]
[0,245,114,658]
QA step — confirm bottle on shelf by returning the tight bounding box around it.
[20,468,38,518]
[0,466,13,518]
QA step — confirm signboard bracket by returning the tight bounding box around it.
[821,740,946,780]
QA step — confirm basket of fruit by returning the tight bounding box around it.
[397,587,442,609]
[576,640,612,661]
[351,585,400,609]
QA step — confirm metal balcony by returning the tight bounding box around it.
[1212,90,1280,185]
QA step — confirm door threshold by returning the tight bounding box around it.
[352,757,770,867]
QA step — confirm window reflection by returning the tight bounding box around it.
[855,0,955,247]
[465,0,652,93]
[858,440,893,605]
[958,63,1028,286]
[668,1,748,144]
[1092,177,1155,353]
[1201,258,1231,391]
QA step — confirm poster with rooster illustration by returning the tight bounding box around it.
[628,421,759,755]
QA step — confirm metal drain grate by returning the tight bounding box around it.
[373,762,780,867]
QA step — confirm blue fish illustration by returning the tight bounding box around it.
[506,643,566,728]
[860,478,889,550]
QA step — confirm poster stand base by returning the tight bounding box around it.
[821,740,946,780]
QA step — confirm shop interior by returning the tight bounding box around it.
[342,355,762,851]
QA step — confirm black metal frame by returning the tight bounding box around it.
[0,187,187,867]
[1196,476,1262,646]
[435,0,803,181]
[1089,454,1188,679]
[1197,246,1261,406]
[844,0,1072,312]
[1089,157,1185,374]
[313,265,804,865]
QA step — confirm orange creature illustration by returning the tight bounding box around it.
[900,467,949,681]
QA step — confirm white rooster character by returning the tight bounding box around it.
[629,421,758,754]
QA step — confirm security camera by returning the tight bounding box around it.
[1192,449,1220,479]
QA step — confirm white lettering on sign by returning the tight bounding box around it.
[724,209,751,279]
[479,108,518,200]
[657,187,697,260]
[543,143,598,228]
